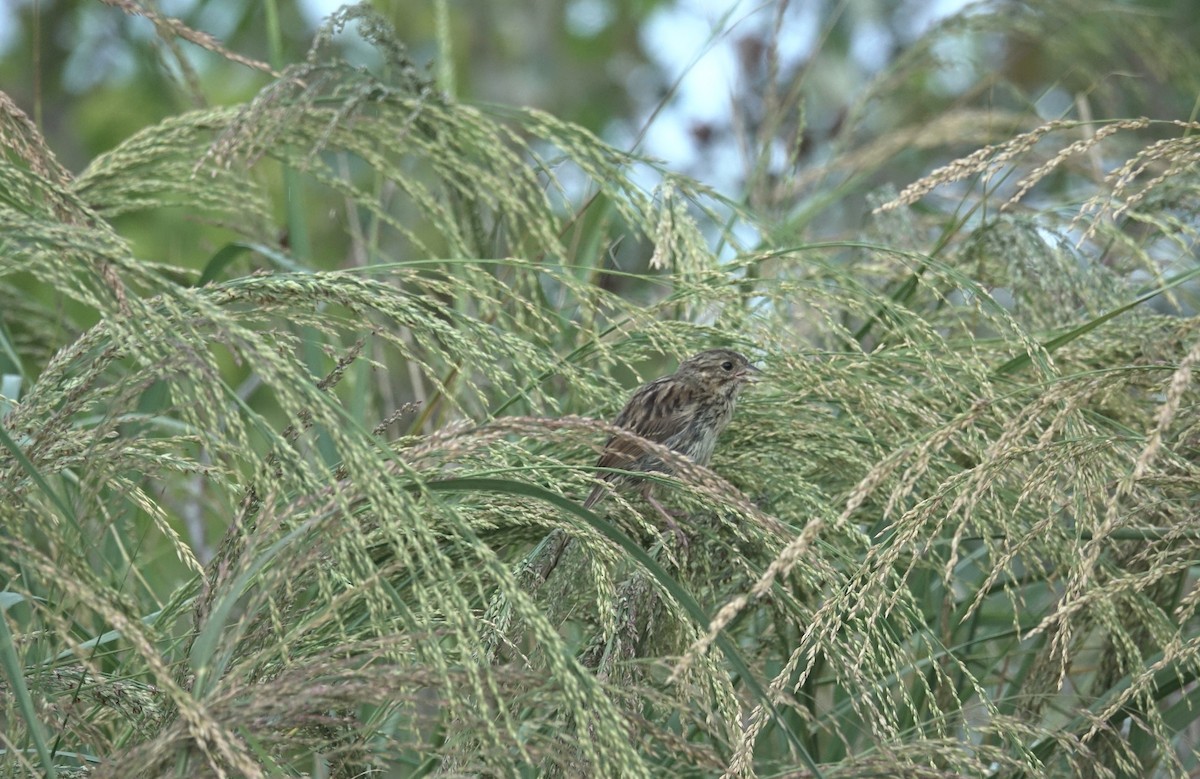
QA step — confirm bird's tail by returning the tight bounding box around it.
[582,484,606,509]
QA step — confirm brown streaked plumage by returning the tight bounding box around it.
[584,349,758,527]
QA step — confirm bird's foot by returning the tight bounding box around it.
[647,494,690,551]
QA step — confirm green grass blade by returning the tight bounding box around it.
[0,604,57,778]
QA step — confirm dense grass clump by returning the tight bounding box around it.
[3,3,1200,777]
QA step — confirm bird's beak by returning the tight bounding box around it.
[741,364,762,383]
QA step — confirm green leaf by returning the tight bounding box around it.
[196,243,254,287]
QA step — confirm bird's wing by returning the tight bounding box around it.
[594,376,696,472]
[584,375,698,509]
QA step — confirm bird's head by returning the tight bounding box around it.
[677,348,759,390]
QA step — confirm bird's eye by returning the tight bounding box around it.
[721,361,734,371]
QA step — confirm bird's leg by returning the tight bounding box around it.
[642,485,689,550]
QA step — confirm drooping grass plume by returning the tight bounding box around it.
[3,2,1200,777]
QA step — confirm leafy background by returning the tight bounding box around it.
[3,0,1200,776]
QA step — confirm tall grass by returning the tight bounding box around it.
[3,2,1200,777]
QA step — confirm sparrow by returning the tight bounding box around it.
[583,348,758,534]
